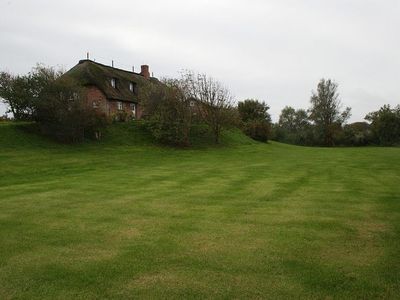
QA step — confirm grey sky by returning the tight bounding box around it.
[1,0,399,121]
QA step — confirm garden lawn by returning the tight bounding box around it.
[0,122,399,299]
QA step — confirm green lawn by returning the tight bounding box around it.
[0,122,399,299]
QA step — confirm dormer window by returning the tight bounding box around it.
[111,78,117,88]
[129,82,136,93]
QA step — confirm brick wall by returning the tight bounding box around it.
[108,100,139,119]
[85,86,108,115]
[85,86,142,120]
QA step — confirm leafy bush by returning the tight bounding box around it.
[238,99,271,123]
[365,105,400,146]
[238,99,271,142]
[339,122,372,146]
[243,120,271,142]
[112,111,129,123]
[0,65,63,120]
[142,81,192,147]
[36,77,108,143]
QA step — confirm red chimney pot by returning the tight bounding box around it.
[140,65,150,79]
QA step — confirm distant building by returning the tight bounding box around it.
[64,59,158,120]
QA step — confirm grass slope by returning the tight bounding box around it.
[0,122,399,299]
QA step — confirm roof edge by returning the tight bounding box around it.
[78,59,144,77]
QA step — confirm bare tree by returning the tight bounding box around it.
[183,71,235,144]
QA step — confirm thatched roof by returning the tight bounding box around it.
[64,60,158,103]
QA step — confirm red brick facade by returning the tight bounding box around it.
[85,86,142,120]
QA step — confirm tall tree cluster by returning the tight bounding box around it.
[0,65,107,142]
[274,79,352,146]
[309,79,351,146]
[0,65,63,120]
[365,105,400,145]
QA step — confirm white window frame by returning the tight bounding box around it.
[129,82,134,93]
[117,101,123,110]
[130,103,136,118]
[111,78,116,88]
[92,101,99,109]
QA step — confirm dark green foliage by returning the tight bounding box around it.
[274,80,352,147]
[0,65,62,120]
[242,119,271,142]
[36,77,108,143]
[143,81,192,147]
[365,105,400,146]
[340,122,372,146]
[112,111,129,123]
[309,79,351,146]
[238,99,271,142]
[0,65,109,143]
[274,106,312,145]
[238,99,271,123]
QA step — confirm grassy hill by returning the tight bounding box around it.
[0,122,399,299]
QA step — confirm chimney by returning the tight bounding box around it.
[140,65,150,79]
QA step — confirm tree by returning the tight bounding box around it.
[0,72,32,120]
[278,106,297,132]
[365,105,400,145]
[309,79,351,146]
[293,109,309,132]
[35,76,108,143]
[183,71,236,144]
[275,106,312,145]
[238,99,271,123]
[142,78,192,146]
[342,122,372,146]
[238,99,271,142]
[0,65,63,120]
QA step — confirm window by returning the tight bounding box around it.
[92,101,99,109]
[117,101,123,110]
[129,82,136,93]
[130,103,136,118]
[111,78,117,88]
[190,100,195,107]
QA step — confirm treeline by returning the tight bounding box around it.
[272,79,400,146]
[1,64,399,146]
[141,71,270,146]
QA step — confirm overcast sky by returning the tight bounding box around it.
[1,0,399,121]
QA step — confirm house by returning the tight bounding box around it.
[64,59,158,120]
